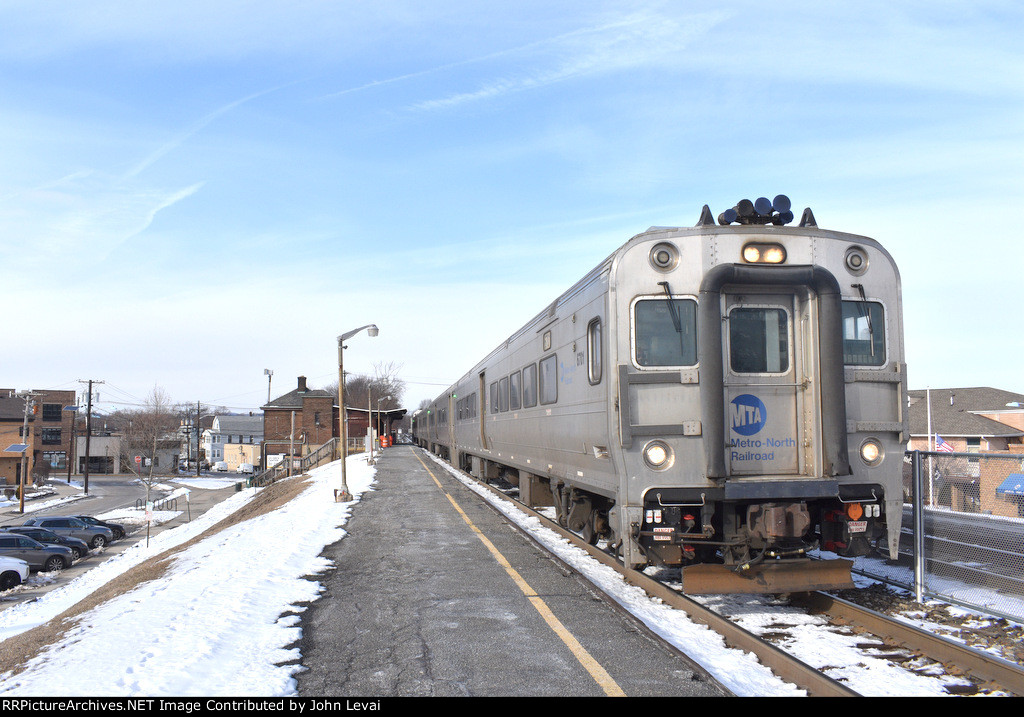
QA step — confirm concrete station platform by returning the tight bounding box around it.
[295,445,728,698]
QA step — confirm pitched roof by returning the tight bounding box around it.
[0,396,31,422]
[262,377,335,411]
[212,415,264,433]
[908,387,1024,438]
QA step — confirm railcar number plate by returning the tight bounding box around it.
[848,520,867,533]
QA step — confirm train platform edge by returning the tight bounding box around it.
[294,445,728,698]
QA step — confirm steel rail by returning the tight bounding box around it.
[791,591,1024,696]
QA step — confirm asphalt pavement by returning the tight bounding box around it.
[294,446,728,698]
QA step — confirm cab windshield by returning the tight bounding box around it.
[633,298,697,367]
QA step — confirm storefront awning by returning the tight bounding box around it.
[995,474,1024,496]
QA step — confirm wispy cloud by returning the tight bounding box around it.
[0,85,296,271]
[410,10,731,112]
[0,174,205,271]
[122,85,291,180]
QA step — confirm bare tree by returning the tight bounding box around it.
[371,361,406,410]
[112,385,180,481]
[324,361,406,411]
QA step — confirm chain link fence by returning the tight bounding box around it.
[846,450,1024,623]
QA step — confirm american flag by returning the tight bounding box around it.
[935,435,955,453]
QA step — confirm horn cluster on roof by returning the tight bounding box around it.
[719,195,793,225]
[695,195,818,228]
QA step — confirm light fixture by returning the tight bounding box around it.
[642,439,674,470]
[742,242,787,264]
[859,438,884,466]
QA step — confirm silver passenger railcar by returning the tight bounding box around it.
[414,198,906,593]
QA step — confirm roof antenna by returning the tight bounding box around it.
[798,207,817,227]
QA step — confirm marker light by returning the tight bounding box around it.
[859,438,884,466]
[642,440,673,470]
[742,242,787,264]
[845,246,869,275]
[649,242,680,272]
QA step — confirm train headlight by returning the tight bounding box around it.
[859,438,884,467]
[642,440,674,470]
[741,242,787,264]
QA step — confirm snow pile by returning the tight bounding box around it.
[0,458,375,696]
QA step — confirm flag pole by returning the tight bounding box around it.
[927,387,934,507]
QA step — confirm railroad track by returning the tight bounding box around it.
[789,591,1024,696]
[426,452,1024,696]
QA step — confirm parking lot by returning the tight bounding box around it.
[0,475,244,610]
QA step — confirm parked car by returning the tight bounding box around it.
[236,463,254,474]
[68,515,126,541]
[212,461,228,472]
[0,534,73,572]
[22,516,114,549]
[0,556,30,590]
[1,526,90,560]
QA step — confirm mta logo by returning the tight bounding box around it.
[731,394,767,436]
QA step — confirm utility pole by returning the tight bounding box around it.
[78,379,103,495]
[16,391,38,514]
[196,400,202,477]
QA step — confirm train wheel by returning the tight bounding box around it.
[582,507,612,546]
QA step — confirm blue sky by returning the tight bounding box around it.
[2,1,1022,414]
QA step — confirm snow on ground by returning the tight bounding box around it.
[0,452,1004,697]
[0,458,376,696]
[0,482,88,514]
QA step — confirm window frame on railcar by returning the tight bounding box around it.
[629,294,699,370]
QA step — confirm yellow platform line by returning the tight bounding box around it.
[413,452,626,697]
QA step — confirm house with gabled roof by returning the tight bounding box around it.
[202,414,264,466]
[907,387,1024,517]
[908,387,1024,453]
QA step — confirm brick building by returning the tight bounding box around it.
[261,376,365,467]
[31,389,77,477]
[0,389,77,491]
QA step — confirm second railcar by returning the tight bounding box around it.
[414,198,906,593]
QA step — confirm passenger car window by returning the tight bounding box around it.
[729,307,789,373]
[523,364,538,408]
[841,301,886,366]
[634,298,697,367]
[509,371,521,411]
[539,355,557,405]
[498,376,509,412]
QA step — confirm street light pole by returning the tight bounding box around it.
[337,324,378,502]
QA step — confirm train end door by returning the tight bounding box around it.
[722,289,819,479]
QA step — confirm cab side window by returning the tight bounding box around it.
[588,318,602,385]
